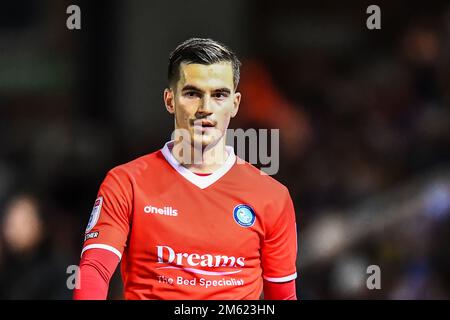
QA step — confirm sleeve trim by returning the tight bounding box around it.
[81,244,122,260]
[263,272,297,283]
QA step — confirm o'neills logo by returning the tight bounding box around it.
[144,205,178,216]
[156,245,244,276]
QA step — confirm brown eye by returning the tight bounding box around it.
[185,91,199,98]
[214,92,228,99]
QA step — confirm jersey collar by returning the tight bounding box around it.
[161,141,236,189]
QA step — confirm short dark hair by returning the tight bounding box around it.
[168,38,241,89]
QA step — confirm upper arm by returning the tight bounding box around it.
[81,168,133,260]
[261,188,298,283]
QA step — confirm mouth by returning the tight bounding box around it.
[200,120,215,127]
[192,120,217,135]
[193,120,216,128]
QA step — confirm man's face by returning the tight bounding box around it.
[164,62,241,149]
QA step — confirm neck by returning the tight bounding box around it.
[171,137,228,174]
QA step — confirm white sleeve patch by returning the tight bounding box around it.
[85,196,103,233]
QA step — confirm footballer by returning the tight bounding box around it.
[74,38,298,300]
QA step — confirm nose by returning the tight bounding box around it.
[196,95,213,117]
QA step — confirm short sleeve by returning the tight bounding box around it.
[261,188,298,282]
[81,167,132,260]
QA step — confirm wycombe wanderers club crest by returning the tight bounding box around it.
[233,204,256,228]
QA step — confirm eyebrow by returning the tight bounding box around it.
[181,85,231,94]
[214,87,231,94]
[181,85,202,92]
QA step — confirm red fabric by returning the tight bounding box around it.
[263,280,297,300]
[81,146,298,299]
[73,248,119,300]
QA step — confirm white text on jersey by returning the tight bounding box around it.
[157,245,245,268]
[144,205,178,216]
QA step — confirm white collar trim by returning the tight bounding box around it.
[161,141,236,189]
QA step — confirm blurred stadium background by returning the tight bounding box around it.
[0,0,449,299]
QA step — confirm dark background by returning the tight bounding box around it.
[0,0,449,299]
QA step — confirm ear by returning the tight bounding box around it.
[231,92,241,118]
[164,88,175,114]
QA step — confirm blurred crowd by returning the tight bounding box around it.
[0,0,449,299]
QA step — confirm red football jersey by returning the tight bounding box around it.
[81,141,298,299]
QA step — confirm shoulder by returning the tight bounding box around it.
[232,159,296,229]
[105,149,164,182]
[232,157,290,199]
